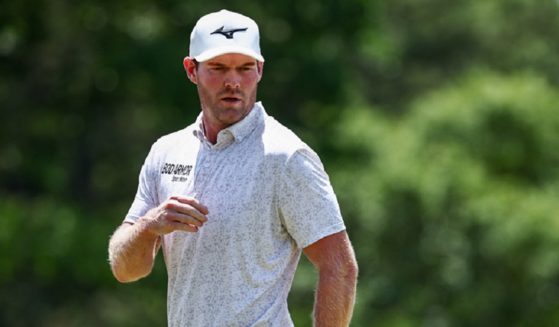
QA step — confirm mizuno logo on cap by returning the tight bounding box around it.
[211,26,248,39]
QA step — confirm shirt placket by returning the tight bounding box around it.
[192,144,214,200]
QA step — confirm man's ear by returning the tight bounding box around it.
[183,57,198,84]
[257,61,264,82]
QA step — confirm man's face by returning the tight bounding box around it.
[187,53,263,131]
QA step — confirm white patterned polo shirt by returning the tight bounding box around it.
[124,102,346,327]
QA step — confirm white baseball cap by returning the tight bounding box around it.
[189,9,265,62]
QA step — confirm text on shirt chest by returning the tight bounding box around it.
[161,162,193,182]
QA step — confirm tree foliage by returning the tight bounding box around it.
[332,72,559,326]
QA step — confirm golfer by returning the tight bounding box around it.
[108,9,358,327]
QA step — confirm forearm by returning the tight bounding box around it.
[313,267,358,327]
[108,219,160,283]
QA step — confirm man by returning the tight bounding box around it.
[108,9,358,327]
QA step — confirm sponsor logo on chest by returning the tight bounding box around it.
[161,162,193,182]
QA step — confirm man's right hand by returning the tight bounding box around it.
[109,195,208,282]
[139,195,209,236]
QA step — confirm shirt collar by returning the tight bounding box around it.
[226,101,264,142]
[193,101,265,148]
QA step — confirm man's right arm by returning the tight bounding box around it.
[108,196,209,283]
[108,220,161,283]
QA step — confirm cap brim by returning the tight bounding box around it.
[194,46,265,62]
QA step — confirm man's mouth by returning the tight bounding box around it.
[221,96,241,103]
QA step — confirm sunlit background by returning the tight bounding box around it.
[2,0,559,326]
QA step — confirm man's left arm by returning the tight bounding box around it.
[304,230,358,327]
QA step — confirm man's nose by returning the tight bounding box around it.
[224,71,241,89]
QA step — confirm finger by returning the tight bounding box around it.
[167,211,204,227]
[175,196,209,215]
[164,198,208,223]
[169,221,199,233]
[169,202,208,223]
[171,195,209,215]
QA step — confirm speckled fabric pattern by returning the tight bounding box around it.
[125,102,346,327]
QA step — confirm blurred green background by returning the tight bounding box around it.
[2,0,559,326]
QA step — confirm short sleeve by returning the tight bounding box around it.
[124,145,159,224]
[278,148,346,249]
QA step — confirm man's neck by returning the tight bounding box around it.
[201,118,223,145]
[200,103,256,144]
